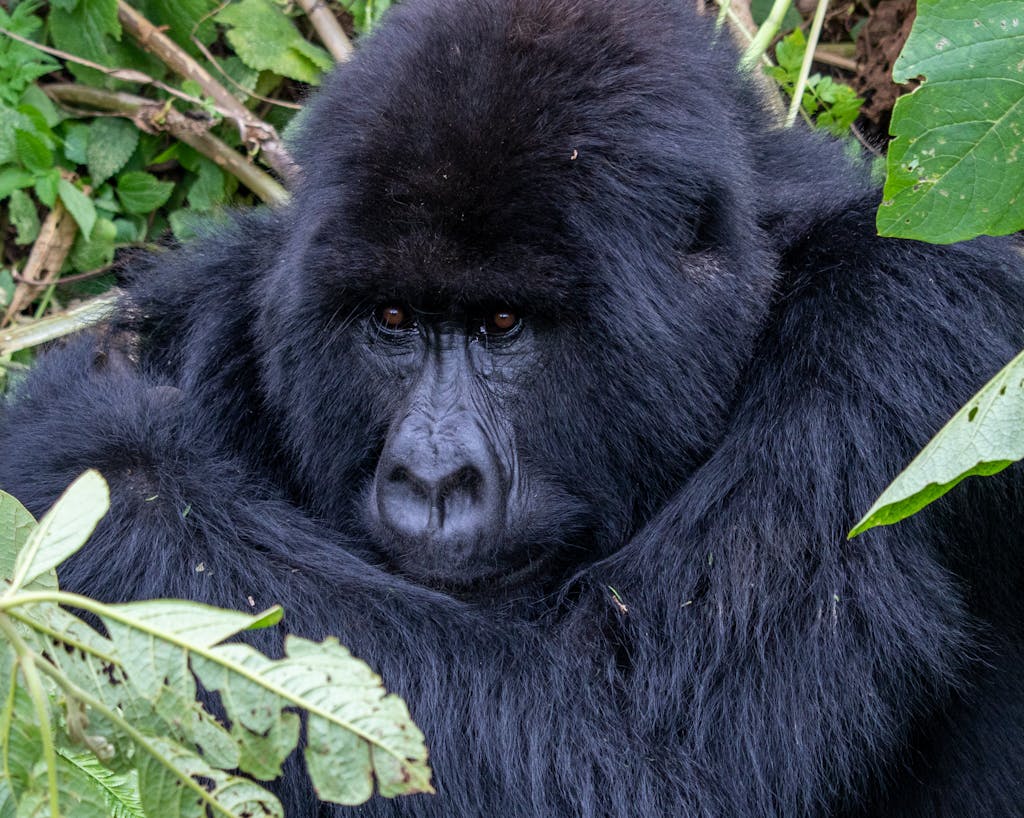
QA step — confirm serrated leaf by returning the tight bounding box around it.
[56,751,145,818]
[13,129,51,174]
[116,171,173,214]
[878,0,1024,242]
[7,189,39,245]
[8,469,108,591]
[87,118,139,186]
[217,0,332,84]
[135,737,282,818]
[851,348,1024,536]
[57,178,97,238]
[193,636,433,805]
[187,158,226,211]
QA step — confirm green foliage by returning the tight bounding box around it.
[347,0,395,34]
[878,0,1024,242]
[0,472,433,816]
[767,29,863,136]
[217,0,333,84]
[851,349,1024,536]
[0,0,348,334]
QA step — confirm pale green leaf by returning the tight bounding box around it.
[0,166,34,200]
[8,469,108,591]
[135,737,281,818]
[194,636,433,805]
[87,118,139,186]
[851,348,1024,536]
[0,488,36,583]
[57,178,97,238]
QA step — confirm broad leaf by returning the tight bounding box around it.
[116,171,174,214]
[87,118,139,186]
[217,0,332,84]
[851,349,1024,535]
[878,0,1024,242]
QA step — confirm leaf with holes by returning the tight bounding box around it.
[878,0,1024,242]
[851,348,1024,536]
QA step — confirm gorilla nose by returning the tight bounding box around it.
[376,443,504,542]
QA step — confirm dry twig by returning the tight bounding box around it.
[44,84,289,206]
[296,0,354,62]
[2,201,78,327]
[117,0,299,184]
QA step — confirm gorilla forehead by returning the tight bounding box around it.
[290,0,752,306]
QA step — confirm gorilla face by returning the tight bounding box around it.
[257,0,777,593]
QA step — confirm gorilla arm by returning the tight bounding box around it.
[585,215,1024,816]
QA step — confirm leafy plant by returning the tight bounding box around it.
[851,348,1024,536]
[879,0,1024,243]
[767,29,864,136]
[0,471,432,816]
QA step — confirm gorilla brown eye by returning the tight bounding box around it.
[375,303,415,331]
[485,308,520,335]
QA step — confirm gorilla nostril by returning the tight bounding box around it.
[439,466,483,503]
[378,460,493,538]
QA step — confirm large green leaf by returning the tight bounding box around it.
[194,636,433,804]
[217,0,332,84]
[878,0,1024,242]
[851,348,1024,536]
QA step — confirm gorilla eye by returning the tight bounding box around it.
[483,308,521,336]
[375,303,416,332]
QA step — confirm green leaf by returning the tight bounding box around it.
[0,487,37,582]
[217,0,333,84]
[0,166,34,200]
[62,122,91,165]
[116,171,173,214]
[135,0,218,54]
[878,0,1024,242]
[70,217,117,271]
[87,118,139,186]
[7,189,39,245]
[134,737,281,818]
[13,129,51,174]
[187,158,226,211]
[193,636,433,805]
[851,348,1024,536]
[58,178,98,238]
[56,751,145,818]
[33,167,59,207]
[345,0,394,34]
[8,470,109,591]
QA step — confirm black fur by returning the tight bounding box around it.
[2,0,1023,815]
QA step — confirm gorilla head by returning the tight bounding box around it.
[256,0,776,593]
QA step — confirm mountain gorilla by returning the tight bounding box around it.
[1,0,1023,815]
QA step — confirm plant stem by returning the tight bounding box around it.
[786,0,829,127]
